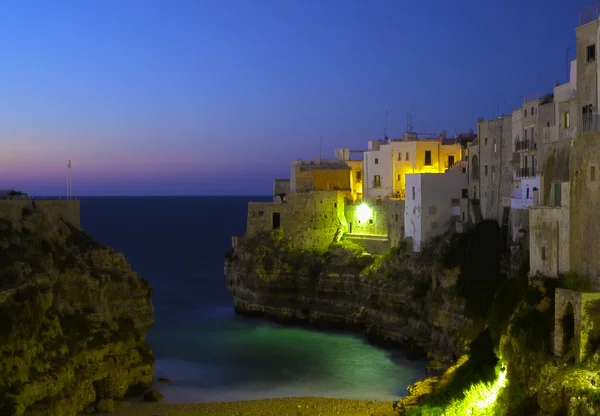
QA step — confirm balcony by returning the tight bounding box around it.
[514,139,536,152]
[579,113,600,133]
[516,167,536,179]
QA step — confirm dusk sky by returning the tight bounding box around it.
[0,0,590,196]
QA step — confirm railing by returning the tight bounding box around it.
[579,113,600,133]
[580,2,600,26]
[516,167,536,179]
[514,139,536,152]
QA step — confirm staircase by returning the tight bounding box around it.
[345,233,389,254]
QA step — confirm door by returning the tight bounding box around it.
[448,155,455,168]
[272,212,281,229]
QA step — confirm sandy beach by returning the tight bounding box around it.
[109,397,400,416]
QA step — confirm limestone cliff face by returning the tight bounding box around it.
[0,208,154,415]
[225,231,478,372]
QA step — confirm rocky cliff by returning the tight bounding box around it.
[0,207,154,415]
[225,228,484,373]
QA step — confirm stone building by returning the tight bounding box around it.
[363,131,463,201]
[290,158,352,194]
[467,116,513,236]
[404,171,467,252]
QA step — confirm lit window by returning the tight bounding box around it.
[373,175,381,188]
[564,112,570,128]
[493,139,497,152]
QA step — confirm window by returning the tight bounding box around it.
[374,158,379,164]
[531,127,535,141]
[524,129,528,140]
[373,175,381,188]
[397,174,401,181]
[485,137,488,145]
[524,109,527,117]
[592,166,596,181]
[451,198,460,206]
[412,186,416,200]
[493,139,497,152]
[588,44,596,63]
[485,165,488,176]
[405,152,409,161]
[541,247,546,261]
[424,150,432,165]
[356,170,362,181]
[531,106,534,115]
[395,214,398,222]
[564,111,570,128]
[461,189,468,198]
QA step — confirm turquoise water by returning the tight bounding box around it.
[80,196,425,402]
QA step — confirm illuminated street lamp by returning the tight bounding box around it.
[357,203,372,222]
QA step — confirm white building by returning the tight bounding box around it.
[404,171,468,252]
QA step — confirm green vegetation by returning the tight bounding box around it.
[557,272,595,292]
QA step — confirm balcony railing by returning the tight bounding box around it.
[516,167,536,179]
[514,139,536,152]
[580,3,600,26]
[579,113,600,133]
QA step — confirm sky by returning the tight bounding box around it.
[0,0,591,196]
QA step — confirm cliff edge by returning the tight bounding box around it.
[0,206,154,415]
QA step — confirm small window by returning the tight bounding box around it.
[405,152,409,161]
[592,166,596,181]
[461,189,468,198]
[485,165,488,176]
[356,170,362,181]
[451,198,460,206]
[524,109,527,117]
[373,175,381,188]
[334,203,337,208]
[424,150,432,166]
[485,137,488,145]
[397,174,401,181]
[374,158,379,164]
[397,152,402,161]
[531,106,534,115]
[541,247,546,261]
[588,44,596,63]
[493,139,497,152]
[564,112,570,128]
[395,214,398,222]
[412,186,416,200]
[524,129,527,140]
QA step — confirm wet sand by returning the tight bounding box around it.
[110,397,400,416]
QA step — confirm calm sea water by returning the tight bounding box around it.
[80,196,425,402]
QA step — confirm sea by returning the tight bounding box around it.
[79,196,425,403]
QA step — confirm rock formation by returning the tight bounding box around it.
[0,207,154,415]
[225,229,480,373]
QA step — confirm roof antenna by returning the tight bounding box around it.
[384,110,389,141]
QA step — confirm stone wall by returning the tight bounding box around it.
[384,199,405,247]
[529,206,569,277]
[569,132,600,284]
[509,207,529,245]
[554,289,600,361]
[246,191,348,251]
[344,203,388,236]
[0,199,81,230]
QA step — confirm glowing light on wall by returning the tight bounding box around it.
[356,204,372,222]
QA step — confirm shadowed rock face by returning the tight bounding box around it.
[225,232,478,373]
[0,209,154,416]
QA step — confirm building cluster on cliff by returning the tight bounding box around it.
[242,4,600,293]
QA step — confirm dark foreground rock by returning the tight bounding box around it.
[0,210,154,415]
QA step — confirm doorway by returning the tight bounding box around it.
[272,212,281,229]
[448,155,455,169]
